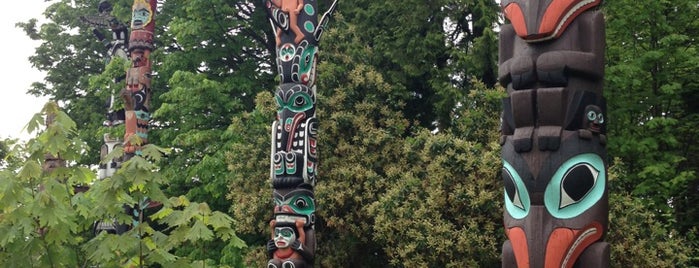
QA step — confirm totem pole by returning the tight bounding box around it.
[122,0,156,159]
[43,114,66,175]
[263,1,337,267]
[81,0,129,234]
[498,0,609,267]
[82,0,159,235]
[81,0,129,182]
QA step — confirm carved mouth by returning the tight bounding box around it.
[547,222,604,268]
[275,214,307,224]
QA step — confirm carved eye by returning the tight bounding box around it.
[276,227,294,238]
[587,111,597,121]
[294,197,308,208]
[544,154,606,219]
[597,113,604,124]
[281,229,292,237]
[294,95,306,106]
[287,92,313,112]
[503,161,530,219]
[503,168,524,209]
[560,163,599,208]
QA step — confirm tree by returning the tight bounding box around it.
[0,102,244,267]
[603,0,699,248]
[328,0,500,130]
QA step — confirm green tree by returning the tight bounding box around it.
[331,0,500,130]
[603,0,699,247]
[606,161,695,267]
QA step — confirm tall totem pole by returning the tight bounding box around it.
[82,0,158,234]
[498,0,609,267]
[263,1,337,267]
[122,0,157,159]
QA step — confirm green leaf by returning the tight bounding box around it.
[186,220,214,242]
[18,160,42,181]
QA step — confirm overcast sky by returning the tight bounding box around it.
[1,1,51,141]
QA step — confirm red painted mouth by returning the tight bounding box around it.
[506,221,604,268]
[546,222,604,268]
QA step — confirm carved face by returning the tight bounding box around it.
[501,0,602,41]
[274,226,297,249]
[275,84,316,132]
[583,105,604,134]
[502,136,608,267]
[131,0,153,29]
[274,188,316,226]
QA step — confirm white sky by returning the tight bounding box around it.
[0,1,51,141]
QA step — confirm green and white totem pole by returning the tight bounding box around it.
[262,1,337,267]
[498,0,610,267]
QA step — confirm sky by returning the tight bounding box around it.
[0,1,51,141]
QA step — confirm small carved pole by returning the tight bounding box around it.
[263,1,337,267]
[43,113,66,175]
[122,0,157,159]
[498,0,610,267]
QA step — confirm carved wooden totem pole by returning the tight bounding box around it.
[82,0,129,184]
[122,0,156,159]
[263,1,337,267]
[498,0,609,267]
[82,0,158,235]
[81,0,130,234]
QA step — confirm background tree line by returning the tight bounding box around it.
[0,0,695,266]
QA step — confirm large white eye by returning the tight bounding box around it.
[545,154,606,219]
[560,163,599,208]
[597,113,605,124]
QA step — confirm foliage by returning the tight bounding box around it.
[603,0,699,245]
[332,0,500,130]
[607,159,695,267]
[0,102,243,267]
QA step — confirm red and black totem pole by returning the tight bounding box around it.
[263,1,337,267]
[122,0,157,159]
[82,0,158,235]
[498,0,609,267]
